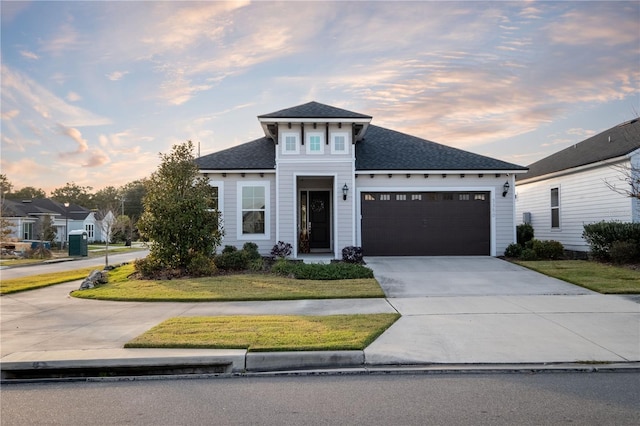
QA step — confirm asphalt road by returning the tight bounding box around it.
[2,372,639,425]
[0,249,149,279]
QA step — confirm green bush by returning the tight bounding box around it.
[214,250,248,271]
[519,248,538,261]
[134,255,165,278]
[516,223,534,246]
[583,221,640,260]
[609,240,639,264]
[272,261,374,280]
[530,239,564,260]
[187,253,217,277]
[248,257,265,272]
[504,243,523,258]
[242,242,261,260]
[222,245,238,254]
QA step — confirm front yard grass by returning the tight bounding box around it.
[71,264,385,301]
[514,260,640,294]
[1,267,97,295]
[125,313,400,351]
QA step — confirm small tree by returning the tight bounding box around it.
[137,141,221,270]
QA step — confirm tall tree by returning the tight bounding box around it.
[138,141,221,269]
[0,174,12,201]
[119,179,146,218]
[93,186,120,211]
[9,186,47,200]
[51,182,93,207]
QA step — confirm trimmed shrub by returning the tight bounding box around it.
[516,223,534,246]
[519,248,538,261]
[214,249,248,271]
[342,246,364,264]
[583,221,640,260]
[271,241,293,259]
[187,253,217,277]
[609,240,639,264]
[134,255,165,278]
[242,242,261,260]
[222,245,238,254]
[530,239,564,260]
[504,243,522,258]
[272,261,374,280]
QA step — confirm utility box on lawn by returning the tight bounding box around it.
[68,230,88,257]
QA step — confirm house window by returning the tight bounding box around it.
[331,132,349,154]
[551,187,560,229]
[282,133,299,155]
[23,222,33,240]
[86,224,94,239]
[306,132,324,154]
[209,181,224,212]
[237,181,270,240]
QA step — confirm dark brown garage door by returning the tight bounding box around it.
[361,192,490,256]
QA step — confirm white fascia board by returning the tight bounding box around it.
[357,169,527,175]
[199,169,275,174]
[517,154,632,185]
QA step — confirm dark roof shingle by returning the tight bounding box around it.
[355,125,526,171]
[520,119,640,181]
[195,137,275,170]
[258,101,371,120]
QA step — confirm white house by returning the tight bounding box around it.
[195,102,527,259]
[516,118,640,252]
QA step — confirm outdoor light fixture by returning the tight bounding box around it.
[64,202,70,249]
[502,181,510,197]
[342,183,349,201]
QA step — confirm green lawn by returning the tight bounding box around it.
[125,314,400,351]
[514,260,640,294]
[71,264,385,301]
[1,267,98,295]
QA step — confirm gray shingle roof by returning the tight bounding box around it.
[355,125,526,171]
[520,119,640,181]
[195,137,275,170]
[258,101,371,120]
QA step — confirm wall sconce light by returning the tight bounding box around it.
[502,181,510,197]
[342,183,349,201]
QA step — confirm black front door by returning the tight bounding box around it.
[309,191,330,249]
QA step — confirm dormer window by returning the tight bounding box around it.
[306,132,324,154]
[282,132,299,155]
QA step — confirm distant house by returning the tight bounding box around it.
[195,101,527,258]
[0,198,115,244]
[515,119,640,252]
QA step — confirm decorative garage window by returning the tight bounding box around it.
[427,193,439,201]
[412,194,422,201]
[306,132,324,154]
[474,194,486,201]
[396,194,407,201]
[331,133,348,154]
[443,193,454,201]
[459,194,470,201]
[380,194,390,201]
[551,187,560,229]
[237,181,270,240]
[364,194,375,201]
[282,132,299,155]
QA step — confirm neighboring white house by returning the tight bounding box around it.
[516,118,640,252]
[1,198,115,244]
[195,101,527,258]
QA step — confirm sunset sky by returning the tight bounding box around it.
[1,1,638,193]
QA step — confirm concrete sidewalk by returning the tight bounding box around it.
[1,257,639,378]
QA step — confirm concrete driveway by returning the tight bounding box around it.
[364,256,639,365]
[365,256,593,297]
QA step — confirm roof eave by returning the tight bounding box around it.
[517,154,633,185]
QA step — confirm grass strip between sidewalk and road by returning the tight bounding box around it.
[514,260,640,294]
[125,313,400,351]
[1,267,97,295]
[71,264,385,301]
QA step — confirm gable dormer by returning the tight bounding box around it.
[257,102,372,152]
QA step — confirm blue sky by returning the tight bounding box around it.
[1,1,638,193]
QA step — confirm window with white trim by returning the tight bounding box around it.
[306,132,324,154]
[281,132,299,155]
[23,222,33,240]
[551,187,560,229]
[331,132,348,154]
[237,181,270,240]
[85,224,94,239]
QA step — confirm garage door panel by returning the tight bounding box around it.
[361,192,490,256]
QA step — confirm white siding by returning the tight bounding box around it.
[355,173,517,256]
[516,161,635,251]
[275,123,354,162]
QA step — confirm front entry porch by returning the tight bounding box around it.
[296,176,333,257]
